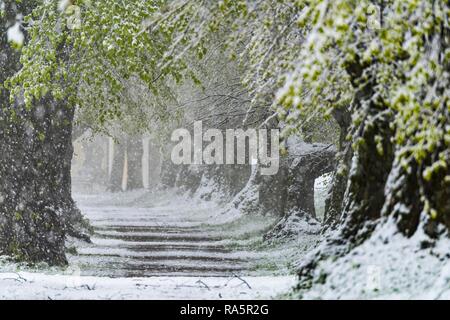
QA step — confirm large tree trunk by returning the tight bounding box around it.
[43,99,91,242]
[329,56,395,242]
[338,107,395,243]
[383,159,450,238]
[319,56,396,242]
[322,106,352,227]
[0,97,82,265]
[296,57,395,283]
[0,1,89,265]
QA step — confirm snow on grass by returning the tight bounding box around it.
[0,272,297,300]
[297,217,450,299]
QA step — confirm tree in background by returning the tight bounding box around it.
[126,136,144,190]
[107,135,143,192]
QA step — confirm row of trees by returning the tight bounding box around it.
[0,0,448,274]
[73,134,164,192]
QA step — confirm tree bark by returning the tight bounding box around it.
[108,140,125,192]
[126,136,143,190]
[80,137,108,185]
[263,145,336,241]
[147,138,162,189]
[296,57,395,284]
[0,1,90,265]
[0,97,83,265]
[323,106,352,227]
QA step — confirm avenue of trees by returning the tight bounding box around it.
[0,0,448,289]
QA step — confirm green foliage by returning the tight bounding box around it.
[175,0,449,218]
[274,0,449,217]
[6,0,207,135]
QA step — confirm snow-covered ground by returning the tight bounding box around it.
[0,272,296,300]
[0,189,308,300]
[297,218,450,299]
[4,188,446,300]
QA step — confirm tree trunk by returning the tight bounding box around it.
[323,106,352,227]
[147,138,162,189]
[0,1,89,265]
[382,106,450,238]
[0,97,83,265]
[264,144,336,241]
[297,54,449,286]
[339,107,395,243]
[126,136,143,190]
[108,140,125,192]
[327,56,396,243]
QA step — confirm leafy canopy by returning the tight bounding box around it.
[5,0,450,216]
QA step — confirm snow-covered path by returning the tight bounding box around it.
[0,190,300,299]
[70,190,276,277]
